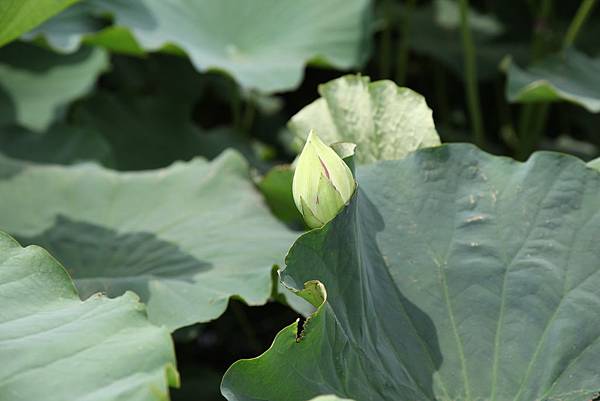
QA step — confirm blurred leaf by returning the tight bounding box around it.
[406,2,528,80]
[70,90,266,170]
[589,157,600,171]
[72,90,221,170]
[222,144,600,401]
[84,25,145,55]
[172,366,225,401]
[434,0,503,35]
[0,43,109,131]
[0,0,79,47]
[539,135,598,160]
[505,49,600,112]
[0,231,178,401]
[21,2,106,53]
[0,123,113,165]
[27,0,373,92]
[258,166,302,225]
[289,75,440,164]
[0,151,297,330]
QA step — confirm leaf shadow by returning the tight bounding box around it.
[282,188,443,400]
[18,215,213,304]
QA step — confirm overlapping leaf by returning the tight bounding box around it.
[405,0,528,80]
[0,231,178,401]
[0,43,108,131]
[0,122,113,165]
[0,151,297,330]
[22,0,372,92]
[506,49,600,112]
[0,0,79,47]
[222,144,600,401]
[288,75,440,164]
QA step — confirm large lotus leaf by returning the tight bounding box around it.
[288,75,440,164]
[505,49,600,112]
[0,151,297,330]
[0,43,109,131]
[0,0,79,47]
[222,144,600,401]
[29,0,372,92]
[0,231,178,401]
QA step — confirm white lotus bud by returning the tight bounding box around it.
[292,130,356,228]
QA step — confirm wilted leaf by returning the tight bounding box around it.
[0,231,178,401]
[222,144,600,401]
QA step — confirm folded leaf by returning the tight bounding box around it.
[0,231,178,401]
[505,49,600,112]
[223,144,600,401]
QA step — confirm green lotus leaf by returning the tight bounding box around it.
[0,151,297,330]
[288,75,440,164]
[505,49,600,112]
[0,122,113,166]
[0,231,178,401]
[22,0,372,92]
[222,144,600,401]
[0,0,79,47]
[0,42,109,131]
[405,1,528,81]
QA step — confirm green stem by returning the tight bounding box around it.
[379,0,393,78]
[230,301,262,354]
[517,0,596,159]
[433,64,449,125]
[230,82,242,129]
[395,0,416,85]
[517,103,549,160]
[530,0,552,61]
[241,97,256,133]
[458,0,485,148]
[516,0,553,159]
[564,0,598,48]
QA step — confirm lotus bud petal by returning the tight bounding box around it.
[292,130,356,228]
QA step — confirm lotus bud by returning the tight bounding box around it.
[292,130,356,228]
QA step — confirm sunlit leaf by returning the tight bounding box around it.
[289,75,440,164]
[0,151,297,330]
[0,231,178,401]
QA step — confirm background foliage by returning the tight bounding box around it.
[1,0,599,400]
